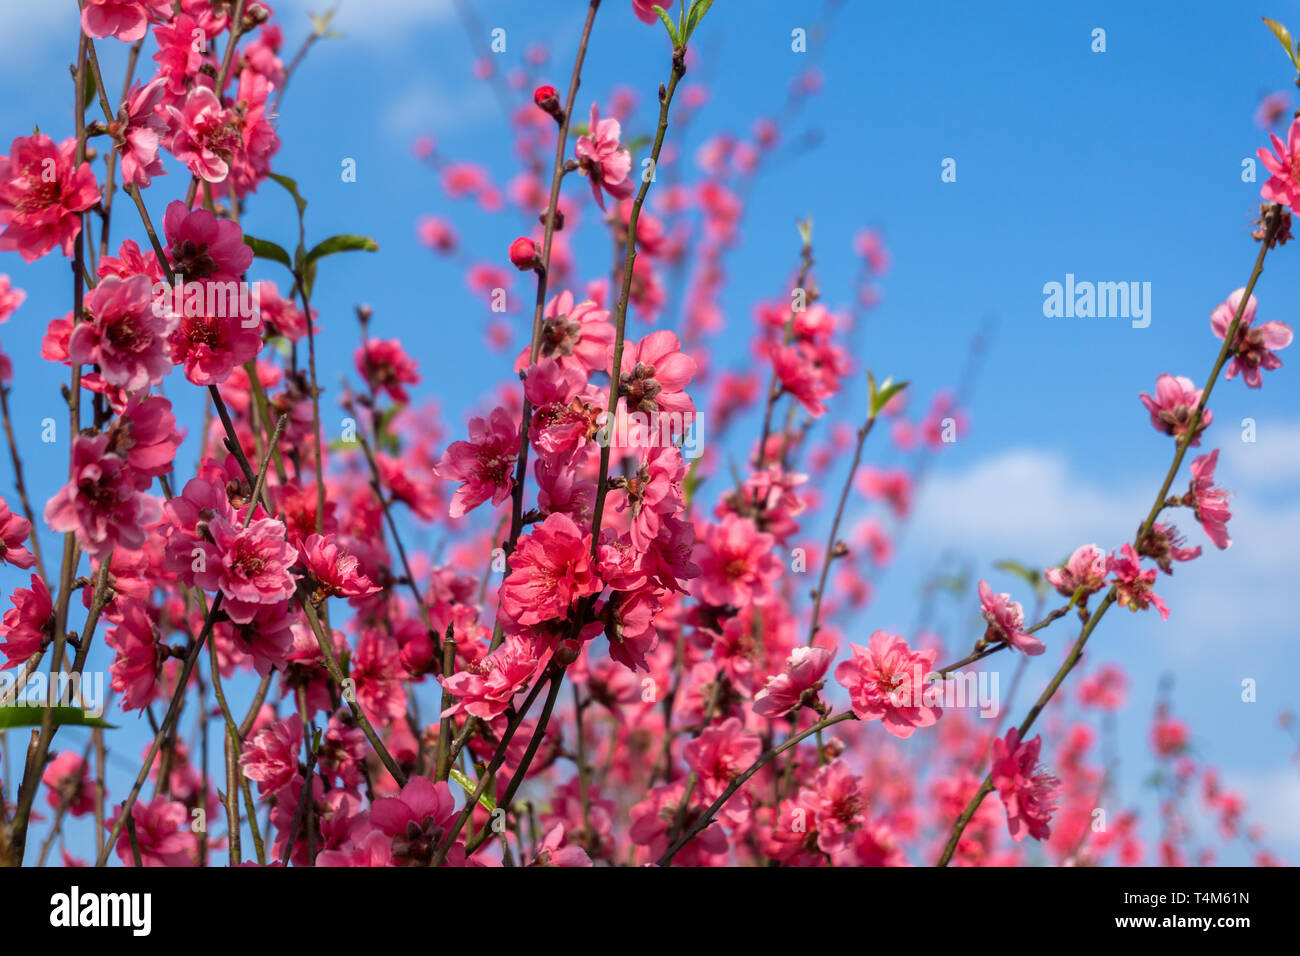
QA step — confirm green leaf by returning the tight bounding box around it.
[268,172,308,218]
[1066,584,1087,611]
[652,4,680,46]
[867,370,909,419]
[1262,17,1299,66]
[301,258,316,299]
[795,216,813,248]
[448,767,497,812]
[241,234,294,271]
[0,707,115,730]
[310,5,339,37]
[935,573,968,596]
[83,69,98,113]
[682,456,703,506]
[992,559,1045,598]
[684,0,715,42]
[304,234,379,265]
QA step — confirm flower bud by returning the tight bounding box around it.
[533,85,562,121]
[553,638,581,667]
[509,236,539,271]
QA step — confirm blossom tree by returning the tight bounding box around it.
[0,0,1292,871]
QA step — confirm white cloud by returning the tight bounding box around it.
[1220,416,1300,489]
[380,79,496,137]
[909,448,1144,561]
[902,446,1300,651]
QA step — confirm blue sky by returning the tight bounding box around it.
[1,0,1298,864]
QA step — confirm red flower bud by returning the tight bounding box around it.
[533,85,563,121]
[509,236,539,271]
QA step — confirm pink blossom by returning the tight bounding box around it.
[1151,716,1189,756]
[44,435,161,559]
[105,393,184,485]
[440,633,553,720]
[772,341,842,417]
[1258,115,1300,210]
[1044,544,1108,599]
[256,282,312,341]
[167,302,264,386]
[530,823,593,867]
[501,512,603,626]
[160,464,238,578]
[1187,449,1232,549]
[991,728,1060,843]
[0,496,35,570]
[0,574,53,668]
[693,514,782,607]
[316,828,394,867]
[215,600,295,679]
[1140,522,1202,574]
[356,338,421,404]
[377,451,441,520]
[239,714,304,795]
[855,466,913,518]
[191,514,300,624]
[217,68,281,199]
[165,86,241,183]
[162,200,254,281]
[351,629,409,727]
[601,585,661,672]
[615,444,686,550]
[834,631,941,738]
[1109,543,1170,620]
[1210,288,1292,388]
[978,579,1044,655]
[0,273,24,322]
[43,751,95,817]
[1078,664,1128,711]
[434,406,519,518]
[97,237,163,284]
[1256,92,1291,129]
[1139,373,1212,445]
[683,717,762,803]
[620,328,697,419]
[575,103,634,210]
[118,77,168,188]
[302,533,380,600]
[631,0,660,24]
[753,645,832,718]
[515,291,614,376]
[807,760,871,855]
[524,359,601,460]
[81,0,169,42]
[151,13,206,96]
[0,134,99,262]
[104,600,161,711]
[417,215,456,253]
[68,275,175,391]
[108,796,198,866]
[629,781,728,864]
[370,776,464,866]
